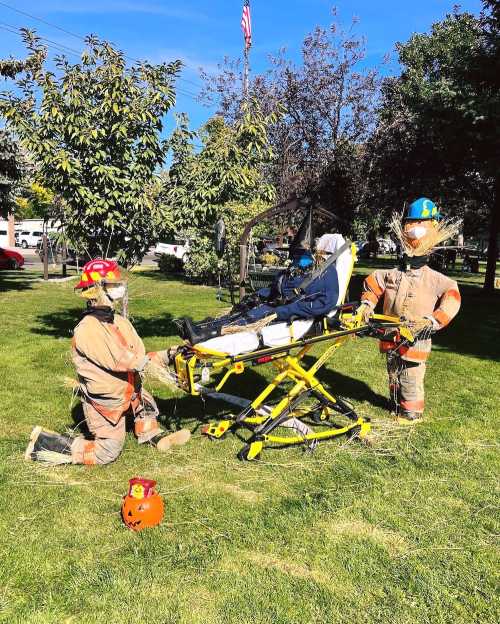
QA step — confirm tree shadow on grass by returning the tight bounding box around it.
[31,307,82,338]
[301,354,389,411]
[0,269,35,293]
[432,285,500,362]
[31,308,179,339]
[351,271,500,362]
[129,313,178,338]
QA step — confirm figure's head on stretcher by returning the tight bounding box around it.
[290,249,314,272]
[315,233,346,264]
[74,258,126,306]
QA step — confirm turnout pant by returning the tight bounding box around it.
[71,390,161,465]
[386,354,426,416]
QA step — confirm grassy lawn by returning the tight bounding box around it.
[0,262,499,624]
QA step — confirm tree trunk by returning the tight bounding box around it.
[43,232,49,281]
[484,172,499,291]
[239,243,247,300]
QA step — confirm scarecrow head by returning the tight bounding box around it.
[291,249,314,273]
[391,198,459,258]
[402,198,440,252]
[74,258,126,306]
[315,233,345,265]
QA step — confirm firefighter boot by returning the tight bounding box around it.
[182,318,222,345]
[396,411,423,425]
[25,426,74,463]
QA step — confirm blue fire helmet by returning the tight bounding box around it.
[406,197,440,221]
[293,251,314,269]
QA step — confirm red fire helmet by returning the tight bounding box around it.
[75,258,122,290]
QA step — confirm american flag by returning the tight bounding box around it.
[241,1,252,50]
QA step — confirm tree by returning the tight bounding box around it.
[0,129,24,218]
[163,103,278,280]
[0,29,181,265]
[200,10,379,206]
[372,4,499,288]
[15,182,54,220]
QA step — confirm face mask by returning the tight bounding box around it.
[405,225,427,240]
[105,284,126,301]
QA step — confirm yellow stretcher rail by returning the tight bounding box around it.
[172,310,411,460]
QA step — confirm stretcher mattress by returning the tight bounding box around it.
[199,236,352,357]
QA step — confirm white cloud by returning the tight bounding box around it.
[43,1,209,21]
[155,48,220,75]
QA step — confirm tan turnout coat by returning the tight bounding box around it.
[361,265,461,362]
[72,314,146,423]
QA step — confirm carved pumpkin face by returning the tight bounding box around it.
[121,491,164,531]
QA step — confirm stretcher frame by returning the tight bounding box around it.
[172,241,413,460]
[173,310,409,460]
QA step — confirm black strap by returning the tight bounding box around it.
[295,240,352,294]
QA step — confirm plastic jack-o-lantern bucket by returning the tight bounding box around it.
[121,477,164,531]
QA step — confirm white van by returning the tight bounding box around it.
[17,229,44,249]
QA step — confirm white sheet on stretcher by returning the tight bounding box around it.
[198,236,352,357]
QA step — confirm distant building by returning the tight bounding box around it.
[0,217,59,248]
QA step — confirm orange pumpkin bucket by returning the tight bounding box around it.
[121,477,164,531]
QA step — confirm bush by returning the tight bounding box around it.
[183,200,270,283]
[260,252,280,267]
[158,253,184,275]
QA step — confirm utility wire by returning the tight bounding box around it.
[0,0,205,91]
[0,22,203,101]
[0,22,81,57]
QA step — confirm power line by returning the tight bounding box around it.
[0,0,205,91]
[0,0,85,41]
[0,22,204,103]
[0,23,81,58]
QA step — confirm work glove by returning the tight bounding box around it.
[409,317,436,335]
[356,302,374,324]
[231,293,260,314]
[135,355,150,373]
[147,349,176,367]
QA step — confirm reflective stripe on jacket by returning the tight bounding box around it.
[361,265,461,362]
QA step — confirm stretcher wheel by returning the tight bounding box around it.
[237,445,252,461]
[237,441,262,461]
[346,425,362,440]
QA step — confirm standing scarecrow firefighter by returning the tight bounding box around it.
[358,198,461,424]
[25,259,190,465]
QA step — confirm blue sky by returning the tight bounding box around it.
[0,0,484,131]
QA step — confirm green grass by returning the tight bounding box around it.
[0,263,499,624]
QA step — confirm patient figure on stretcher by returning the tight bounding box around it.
[176,234,349,352]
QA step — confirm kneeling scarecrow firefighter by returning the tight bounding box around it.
[25,259,189,465]
[358,198,461,424]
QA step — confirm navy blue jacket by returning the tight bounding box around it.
[249,263,340,322]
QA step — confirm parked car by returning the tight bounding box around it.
[354,240,367,252]
[377,238,397,253]
[154,239,190,263]
[17,229,44,249]
[0,247,24,269]
[36,236,87,266]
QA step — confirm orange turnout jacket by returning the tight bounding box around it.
[72,314,146,423]
[361,265,461,362]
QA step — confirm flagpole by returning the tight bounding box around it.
[241,0,251,103]
[243,43,249,102]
